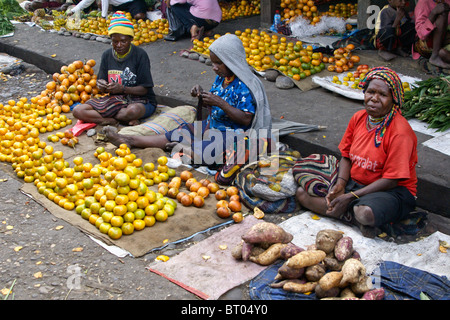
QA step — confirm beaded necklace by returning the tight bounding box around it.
[224,75,235,85]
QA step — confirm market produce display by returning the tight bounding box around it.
[233,225,386,300]
[279,0,357,25]
[402,76,450,132]
[0,56,253,241]
[220,0,261,21]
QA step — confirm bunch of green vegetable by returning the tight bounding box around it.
[402,76,450,132]
[0,14,14,36]
[0,0,27,19]
[0,0,27,36]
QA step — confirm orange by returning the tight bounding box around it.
[155,210,168,222]
[144,215,156,227]
[108,226,122,239]
[113,204,127,216]
[114,172,130,187]
[121,222,134,235]
[133,219,146,231]
[136,196,149,209]
[110,215,124,227]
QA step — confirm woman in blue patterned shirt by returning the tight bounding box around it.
[104,34,272,169]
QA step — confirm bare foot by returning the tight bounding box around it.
[164,142,178,152]
[99,118,118,126]
[430,53,450,69]
[103,126,132,148]
[378,49,398,61]
[128,119,140,126]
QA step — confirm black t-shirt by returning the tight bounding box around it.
[98,45,157,105]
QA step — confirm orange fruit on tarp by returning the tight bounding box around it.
[108,226,122,239]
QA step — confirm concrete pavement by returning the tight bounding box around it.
[0,16,448,217]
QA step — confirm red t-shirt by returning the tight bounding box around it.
[339,110,418,196]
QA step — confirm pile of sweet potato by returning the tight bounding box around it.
[232,224,385,300]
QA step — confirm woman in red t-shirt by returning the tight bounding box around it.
[296,67,417,238]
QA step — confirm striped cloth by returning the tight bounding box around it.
[292,154,339,197]
[86,95,148,118]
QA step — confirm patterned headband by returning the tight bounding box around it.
[358,67,404,147]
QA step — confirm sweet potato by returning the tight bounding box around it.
[351,275,373,295]
[231,241,244,260]
[249,243,287,265]
[334,236,353,261]
[286,250,326,269]
[283,281,317,293]
[305,263,327,282]
[270,279,305,288]
[340,258,366,286]
[315,229,343,253]
[351,250,361,261]
[323,256,344,271]
[315,284,340,299]
[280,243,304,260]
[242,222,293,244]
[318,271,343,291]
[362,288,385,300]
[275,261,305,280]
[241,242,254,261]
[340,287,357,298]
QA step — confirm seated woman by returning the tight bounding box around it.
[374,0,416,61]
[164,0,222,41]
[413,0,450,69]
[73,11,157,126]
[295,67,418,238]
[104,33,272,171]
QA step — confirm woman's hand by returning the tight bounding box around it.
[106,82,124,95]
[200,91,225,107]
[325,181,345,207]
[191,85,204,97]
[326,192,354,217]
[97,79,108,93]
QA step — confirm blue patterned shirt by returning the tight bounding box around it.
[207,76,256,131]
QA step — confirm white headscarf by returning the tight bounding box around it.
[208,34,272,132]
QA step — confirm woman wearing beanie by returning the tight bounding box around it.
[73,12,157,126]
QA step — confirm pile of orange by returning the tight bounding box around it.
[78,11,169,46]
[323,2,357,19]
[273,41,326,80]
[42,59,98,116]
[192,29,326,78]
[323,44,361,73]
[280,0,319,23]
[221,0,261,21]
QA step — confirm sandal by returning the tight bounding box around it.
[191,26,204,42]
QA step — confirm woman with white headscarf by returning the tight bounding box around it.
[104,34,272,181]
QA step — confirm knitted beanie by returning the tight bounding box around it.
[108,11,134,37]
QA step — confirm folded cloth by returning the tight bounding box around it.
[379,261,450,300]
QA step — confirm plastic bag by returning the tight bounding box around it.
[165,5,186,37]
[239,154,298,202]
